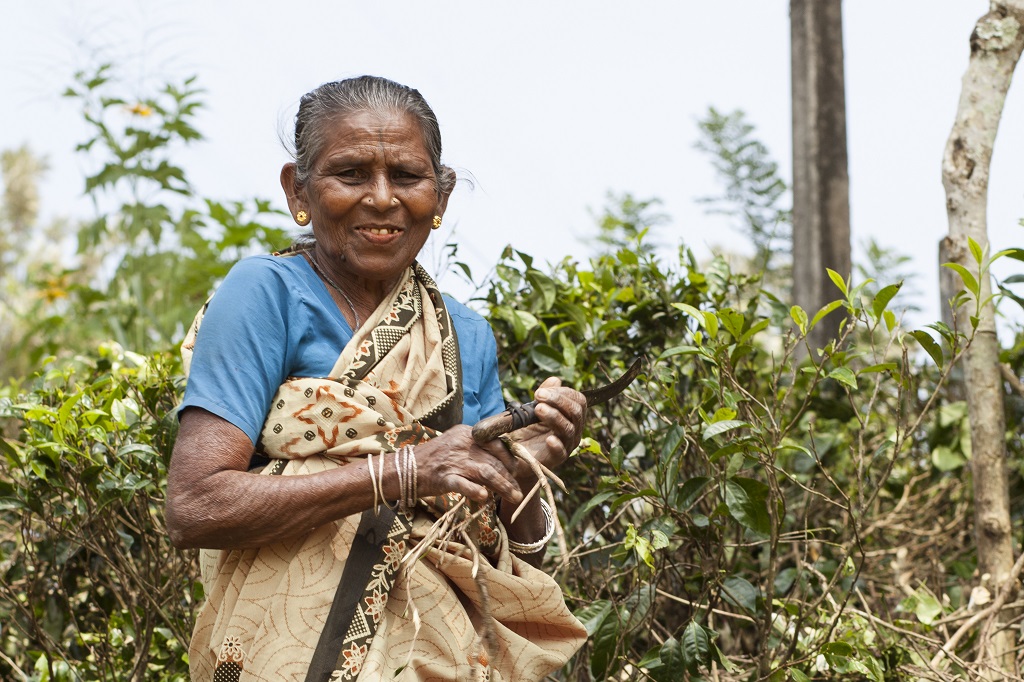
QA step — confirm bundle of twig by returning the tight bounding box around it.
[395,433,568,677]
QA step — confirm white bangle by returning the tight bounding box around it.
[508,499,555,555]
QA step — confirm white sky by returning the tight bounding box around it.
[2,0,1023,331]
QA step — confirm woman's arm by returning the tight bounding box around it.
[167,407,527,550]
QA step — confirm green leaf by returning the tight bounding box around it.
[828,367,858,391]
[702,419,749,441]
[739,318,770,344]
[724,477,771,536]
[656,637,685,680]
[995,247,1024,263]
[827,268,848,296]
[711,407,737,422]
[909,330,944,369]
[938,401,968,427]
[679,622,710,674]
[859,362,897,374]
[658,345,700,360]
[789,305,808,334]
[623,584,657,633]
[720,576,759,614]
[822,641,855,656]
[571,491,616,526]
[718,308,745,338]
[810,300,843,330]
[942,263,979,297]
[790,669,811,682]
[590,604,621,678]
[574,600,613,637]
[676,476,711,510]
[672,302,703,323]
[529,345,564,374]
[884,309,897,332]
[525,270,557,309]
[703,310,719,338]
[871,282,902,318]
[931,446,965,472]
[968,236,984,265]
[914,592,943,625]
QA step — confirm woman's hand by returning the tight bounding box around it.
[411,425,524,504]
[408,378,586,508]
[505,377,587,488]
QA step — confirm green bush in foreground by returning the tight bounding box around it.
[1,345,196,681]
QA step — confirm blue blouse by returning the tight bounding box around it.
[180,254,505,445]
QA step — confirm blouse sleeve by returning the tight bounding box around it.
[178,256,296,445]
[475,328,506,420]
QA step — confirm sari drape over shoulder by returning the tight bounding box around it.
[181,260,586,682]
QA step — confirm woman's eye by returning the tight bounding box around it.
[392,170,420,183]
[337,169,364,181]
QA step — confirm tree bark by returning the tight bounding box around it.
[790,0,851,352]
[941,2,1024,676]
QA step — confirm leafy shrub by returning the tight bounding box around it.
[480,209,1014,679]
[1,345,195,681]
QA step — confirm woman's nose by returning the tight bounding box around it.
[364,174,394,210]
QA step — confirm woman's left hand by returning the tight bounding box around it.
[506,377,587,485]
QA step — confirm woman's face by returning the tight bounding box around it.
[294,109,447,288]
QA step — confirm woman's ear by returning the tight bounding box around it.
[436,169,456,218]
[280,163,307,219]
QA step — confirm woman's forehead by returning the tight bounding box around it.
[317,110,429,159]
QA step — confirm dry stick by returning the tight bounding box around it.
[401,497,467,565]
[461,531,498,674]
[654,588,757,624]
[499,434,569,567]
[0,649,29,682]
[509,479,542,524]
[931,549,1024,668]
[1001,363,1024,398]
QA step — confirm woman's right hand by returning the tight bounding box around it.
[410,425,523,505]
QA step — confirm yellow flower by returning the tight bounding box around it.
[127,103,153,117]
[40,276,68,303]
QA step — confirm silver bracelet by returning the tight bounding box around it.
[508,499,555,555]
[398,444,418,513]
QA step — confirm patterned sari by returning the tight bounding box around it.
[181,260,586,681]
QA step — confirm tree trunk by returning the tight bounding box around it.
[790,0,851,352]
[942,3,1024,676]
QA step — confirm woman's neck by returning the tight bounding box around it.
[308,245,403,327]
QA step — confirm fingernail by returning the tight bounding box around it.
[536,389,550,401]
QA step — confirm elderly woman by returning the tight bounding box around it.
[167,76,587,681]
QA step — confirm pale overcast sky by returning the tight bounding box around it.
[2,1,1022,330]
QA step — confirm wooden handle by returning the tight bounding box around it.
[471,401,538,444]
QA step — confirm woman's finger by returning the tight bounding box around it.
[477,437,518,473]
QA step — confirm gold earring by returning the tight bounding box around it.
[295,210,309,225]
[432,215,442,230]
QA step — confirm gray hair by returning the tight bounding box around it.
[289,75,455,199]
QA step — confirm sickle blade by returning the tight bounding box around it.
[580,357,642,406]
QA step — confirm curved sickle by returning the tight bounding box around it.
[471,358,642,444]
